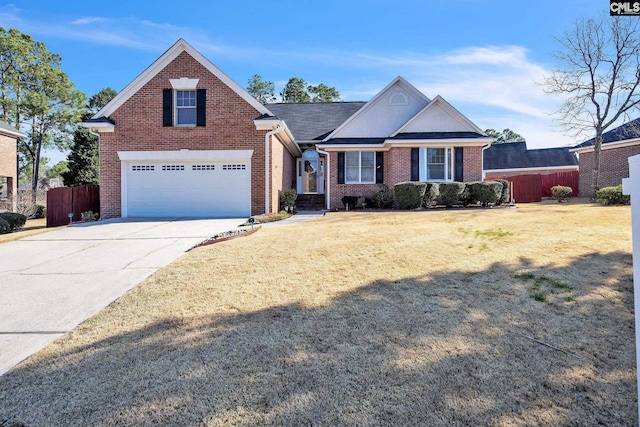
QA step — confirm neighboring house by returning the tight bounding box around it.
[0,120,26,210]
[483,141,578,178]
[83,39,492,218]
[572,118,640,196]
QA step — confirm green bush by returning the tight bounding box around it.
[33,204,46,219]
[0,217,10,234]
[438,182,466,207]
[342,196,359,209]
[465,181,502,206]
[280,189,298,211]
[423,182,440,207]
[551,185,573,202]
[81,210,99,221]
[372,183,395,209]
[0,212,27,232]
[596,185,630,205]
[394,182,426,209]
[492,179,510,205]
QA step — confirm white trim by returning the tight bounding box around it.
[484,165,579,174]
[344,151,376,184]
[418,147,454,182]
[80,121,114,133]
[317,137,492,151]
[315,147,331,210]
[392,95,488,137]
[323,76,430,142]
[253,119,302,157]
[571,137,640,153]
[170,77,199,90]
[0,126,26,138]
[93,39,272,120]
[117,149,253,161]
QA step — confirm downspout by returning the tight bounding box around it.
[264,124,284,214]
[316,146,330,210]
[481,142,492,180]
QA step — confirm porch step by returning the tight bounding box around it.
[295,194,326,211]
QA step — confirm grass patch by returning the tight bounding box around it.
[475,228,514,239]
[0,202,634,426]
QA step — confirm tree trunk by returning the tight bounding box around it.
[31,131,42,205]
[591,127,603,200]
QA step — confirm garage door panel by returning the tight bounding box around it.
[125,160,250,217]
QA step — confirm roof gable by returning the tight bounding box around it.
[325,76,430,140]
[393,95,486,136]
[93,39,272,120]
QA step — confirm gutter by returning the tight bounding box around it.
[264,124,285,214]
[315,146,331,210]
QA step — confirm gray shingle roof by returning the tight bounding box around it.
[484,141,578,170]
[0,120,25,137]
[83,117,115,125]
[574,117,640,148]
[265,102,365,141]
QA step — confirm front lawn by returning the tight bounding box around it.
[0,202,635,426]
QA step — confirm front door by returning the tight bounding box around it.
[296,155,324,194]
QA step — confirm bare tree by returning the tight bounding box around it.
[544,15,640,198]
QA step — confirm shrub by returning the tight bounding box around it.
[0,212,27,232]
[394,182,426,209]
[551,185,573,202]
[492,179,510,205]
[0,216,10,234]
[466,181,502,206]
[81,210,99,221]
[363,197,375,209]
[280,189,298,212]
[423,182,440,207]
[438,182,466,207]
[596,185,630,205]
[33,204,46,219]
[372,183,395,209]
[341,196,359,210]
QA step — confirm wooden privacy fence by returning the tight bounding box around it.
[46,185,99,227]
[486,171,579,203]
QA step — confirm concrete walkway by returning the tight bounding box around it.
[0,217,245,376]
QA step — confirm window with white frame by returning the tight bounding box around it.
[175,90,196,126]
[346,151,375,183]
[419,147,454,181]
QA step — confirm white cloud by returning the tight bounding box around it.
[71,17,110,25]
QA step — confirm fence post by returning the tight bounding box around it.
[622,154,640,424]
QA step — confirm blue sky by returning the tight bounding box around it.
[0,0,608,163]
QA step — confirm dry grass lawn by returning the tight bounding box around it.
[0,201,635,426]
[0,218,62,244]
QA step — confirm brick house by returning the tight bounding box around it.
[83,39,492,218]
[572,118,640,197]
[0,120,26,211]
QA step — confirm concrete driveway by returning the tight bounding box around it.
[0,217,245,376]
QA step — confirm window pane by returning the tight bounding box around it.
[346,152,359,167]
[361,151,374,167]
[428,165,444,180]
[361,166,375,182]
[177,108,196,125]
[346,166,359,182]
[177,90,196,106]
[447,148,453,180]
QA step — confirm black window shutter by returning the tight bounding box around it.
[376,151,384,184]
[337,152,345,184]
[410,148,419,181]
[455,147,464,181]
[162,89,172,127]
[196,89,206,126]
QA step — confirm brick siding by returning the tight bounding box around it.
[99,51,291,218]
[327,145,484,209]
[578,144,640,197]
[0,134,17,202]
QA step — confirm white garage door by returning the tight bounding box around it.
[124,159,251,217]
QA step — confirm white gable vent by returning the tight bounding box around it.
[389,91,409,106]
